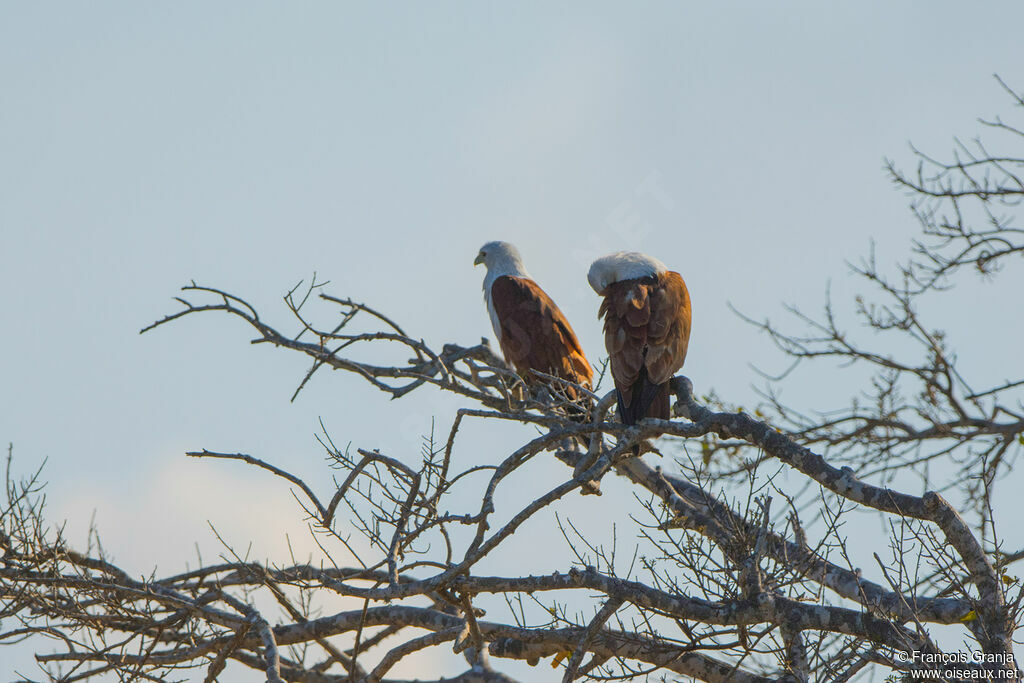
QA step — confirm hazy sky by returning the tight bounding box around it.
[3,3,1023,680]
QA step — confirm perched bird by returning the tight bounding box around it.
[588,251,691,425]
[475,241,593,403]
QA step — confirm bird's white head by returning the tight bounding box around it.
[475,241,530,279]
[587,251,668,295]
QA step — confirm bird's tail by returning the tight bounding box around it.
[618,369,670,455]
[618,367,670,426]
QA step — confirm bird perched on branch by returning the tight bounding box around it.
[588,251,691,425]
[475,241,593,406]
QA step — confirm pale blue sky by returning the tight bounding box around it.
[2,3,1023,680]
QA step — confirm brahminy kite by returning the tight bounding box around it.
[475,241,593,404]
[588,251,691,425]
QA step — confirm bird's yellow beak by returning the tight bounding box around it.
[473,253,484,266]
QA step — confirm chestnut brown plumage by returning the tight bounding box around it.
[476,241,593,402]
[589,253,691,425]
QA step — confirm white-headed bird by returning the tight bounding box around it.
[588,251,691,425]
[475,241,593,403]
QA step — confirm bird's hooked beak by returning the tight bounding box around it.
[473,252,484,266]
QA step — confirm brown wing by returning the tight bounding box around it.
[490,276,593,397]
[599,276,655,409]
[644,271,691,384]
[599,271,690,423]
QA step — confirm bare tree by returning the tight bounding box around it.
[2,79,1023,683]
[722,76,1024,507]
